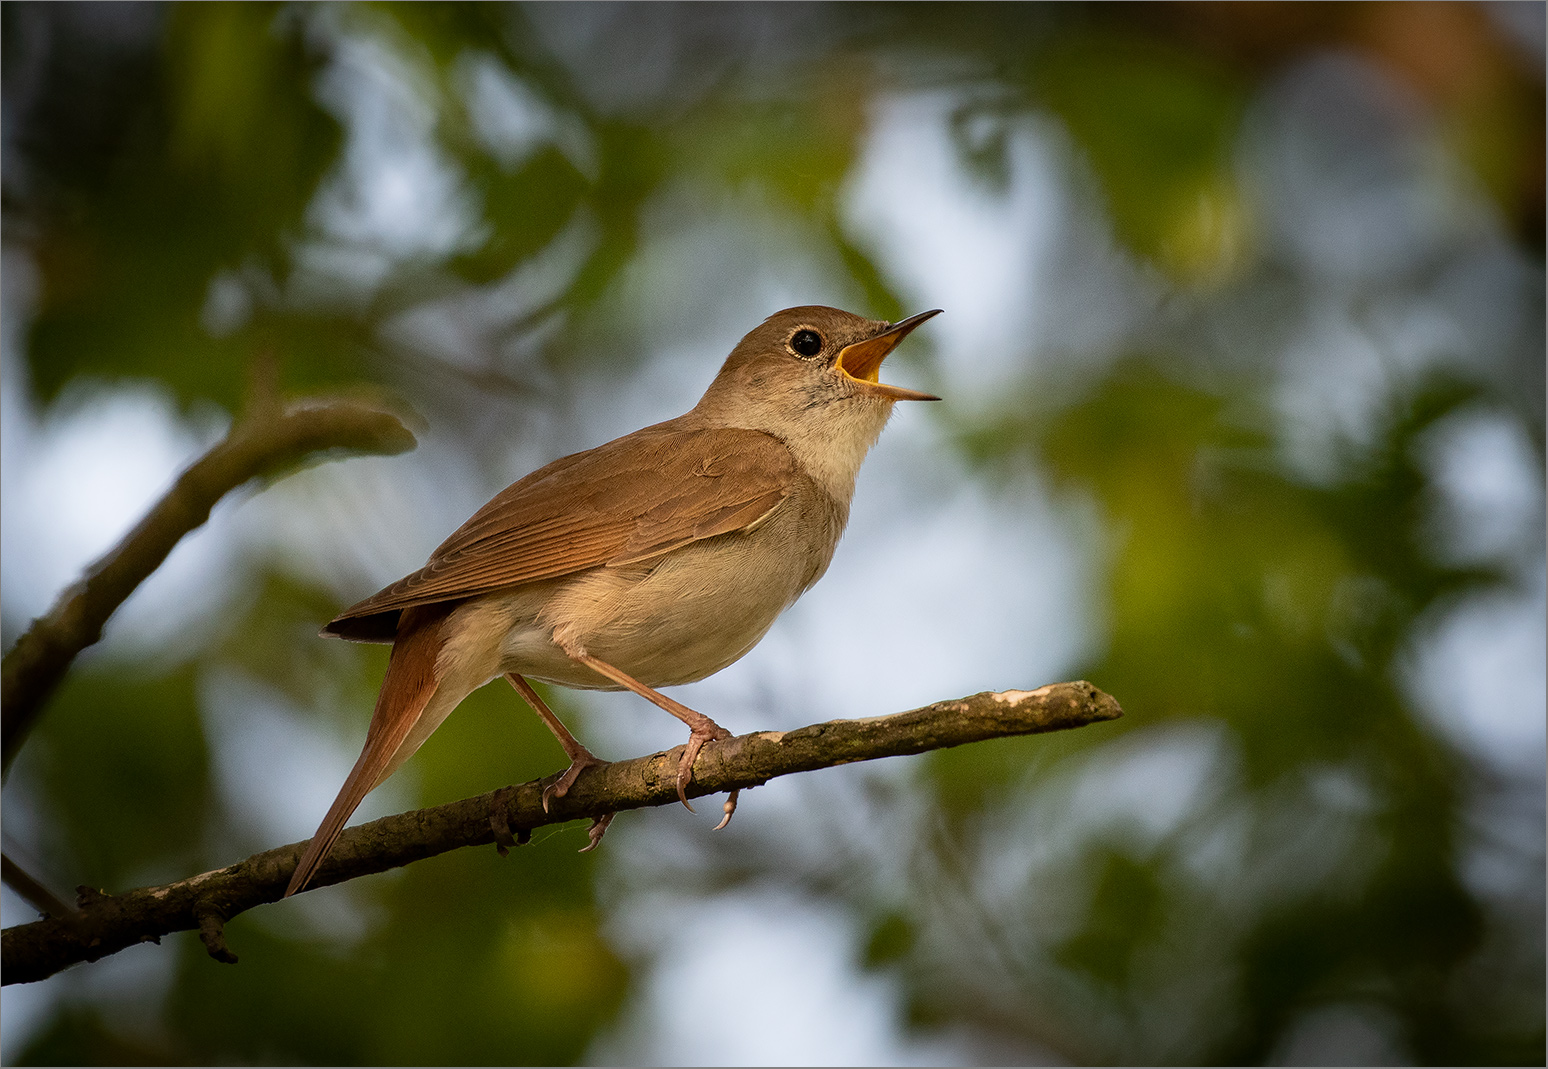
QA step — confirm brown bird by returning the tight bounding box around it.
[285,305,941,897]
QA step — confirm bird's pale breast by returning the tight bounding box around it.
[462,475,845,691]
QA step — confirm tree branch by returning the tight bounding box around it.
[1,681,1121,985]
[0,393,417,771]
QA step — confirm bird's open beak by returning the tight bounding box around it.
[836,309,943,401]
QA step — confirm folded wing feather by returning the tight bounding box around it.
[324,423,798,640]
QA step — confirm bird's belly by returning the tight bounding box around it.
[495,527,820,690]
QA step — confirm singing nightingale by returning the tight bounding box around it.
[285,305,941,896]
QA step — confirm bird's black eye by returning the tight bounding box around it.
[790,329,824,357]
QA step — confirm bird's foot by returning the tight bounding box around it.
[542,749,608,813]
[676,718,733,813]
[579,812,615,853]
[546,651,741,828]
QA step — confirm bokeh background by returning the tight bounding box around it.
[2,2,1543,1064]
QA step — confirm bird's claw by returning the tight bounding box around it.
[542,750,608,813]
[675,722,733,813]
[675,743,698,812]
[579,812,615,853]
[713,789,740,831]
[534,752,614,852]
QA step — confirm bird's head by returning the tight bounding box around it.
[701,305,939,413]
[695,305,942,498]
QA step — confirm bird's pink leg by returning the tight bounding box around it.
[556,644,740,827]
[505,673,613,850]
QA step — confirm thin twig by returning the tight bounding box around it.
[0,394,416,771]
[0,682,1121,985]
[0,855,74,920]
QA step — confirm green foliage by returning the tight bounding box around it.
[22,4,347,410]
[912,363,1521,1063]
[454,146,591,284]
[1036,34,1249,280]
[1053,849,1164,990]
[160,856,627,1066]
[21,667,211,891]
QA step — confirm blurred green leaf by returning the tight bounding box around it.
[1036,33,1249,281]
[1052,849,1163,989]
[453,146,590,285]
[23,667,212,891]
[25,3,344,411]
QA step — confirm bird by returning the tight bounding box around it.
[284,304,941,897]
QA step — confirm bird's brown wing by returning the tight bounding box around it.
[324,423,797,640]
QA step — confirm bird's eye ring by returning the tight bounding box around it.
[789,329,824,357]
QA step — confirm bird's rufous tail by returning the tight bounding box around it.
[285,606,447,898]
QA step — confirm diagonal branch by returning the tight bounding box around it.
[0,854,73,920]
[0,393,417,772]
[1,681,1121,985]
